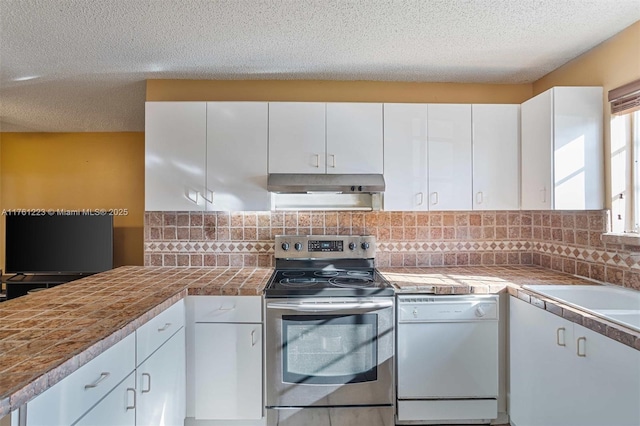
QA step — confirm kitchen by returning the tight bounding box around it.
[1,1,640,425]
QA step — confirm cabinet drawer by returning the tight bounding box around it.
[136,299,185,365]
[191,296,261,323]
[74,372,136,426]
[27,332,136,426]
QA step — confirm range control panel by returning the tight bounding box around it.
[308,240,344,252]
[275,235,376,259]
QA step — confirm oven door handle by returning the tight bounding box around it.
[266,300,393,313]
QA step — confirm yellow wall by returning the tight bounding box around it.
[147,80,533,104]
[533,21,640,208]
[0,132,145,269]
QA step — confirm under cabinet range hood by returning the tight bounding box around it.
[267,173,385,194]
[268,173,385,211]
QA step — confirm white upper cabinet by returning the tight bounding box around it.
[268,102,384,175]
[145,102,207,211]
[146,102,270,212]
[553,87,604,210]
[206,102,270,211]
[472,104,520,210]
[428,104,473,210]
[326,103,384,174]
[383,103,429,211]
[268,102,326,174]
[521,87,603,210]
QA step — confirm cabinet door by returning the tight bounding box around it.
[137,328,186,426]
[206,102,270,211]
[194,323,262,420]
[27,333,136,426]
[73,373,135,426]
[383,103,429,211]
[509,298,575,426]
[521,90,553,210]
[427,104,472,210]
[326,103,383,174]
[145,102,207,211]
[472,104,520,210]
[268,102,326,174]
[553,87,604,210]
[571,324,640,426]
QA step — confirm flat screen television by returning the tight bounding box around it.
[5,213,113,274]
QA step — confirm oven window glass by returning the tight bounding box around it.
[282,314,377,384]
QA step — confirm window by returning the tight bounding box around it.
[609,80,640,234]
[611,110,640,233]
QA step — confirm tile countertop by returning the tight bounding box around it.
[1,265,638,417]
[379,265,593,294]
[0,266,273,417]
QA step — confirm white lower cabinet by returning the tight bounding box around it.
[188,296,263,422]
[510,297,640,426]
[24,300,186,426]
[194,323,262,420]
[137,327,186,426]
[26,332,136,426]
[74,372,136,426]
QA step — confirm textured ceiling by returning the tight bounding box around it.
[0,0,639,132]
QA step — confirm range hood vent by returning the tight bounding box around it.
[267,173,385,194]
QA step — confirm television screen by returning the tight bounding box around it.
[5,213,113,274]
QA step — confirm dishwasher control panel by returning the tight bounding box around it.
[398,295,498,322]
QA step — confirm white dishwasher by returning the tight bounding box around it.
[397,295,499,425]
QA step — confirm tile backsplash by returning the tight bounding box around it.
[144,210,640,290]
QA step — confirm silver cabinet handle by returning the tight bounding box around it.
[577,337,587,357]
[329,154,336,168]
[126,388,136,410]
[556,327,566,347]
[430,192,439,205]
[187,189,200,204]
[313,154,320,168]
[251,329,257,347]
[84,372,110,389]
[141,372,151,393]
[201,190,214,203]
[541,187,547,204]
[416,192,424,206]
[157,322,172,332]
[476,191,483,204]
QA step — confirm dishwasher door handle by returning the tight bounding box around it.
[267,300,393,313]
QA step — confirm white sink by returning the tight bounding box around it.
[522,285,640,332]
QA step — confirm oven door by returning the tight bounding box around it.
[265,297,394,407]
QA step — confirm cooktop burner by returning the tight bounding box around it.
[265,235,393,297]
[329,277,374,287]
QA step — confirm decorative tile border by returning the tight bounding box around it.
[145,242,275,254]
[533,241,640,268]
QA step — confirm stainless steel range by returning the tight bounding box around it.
[264,235,395,426]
